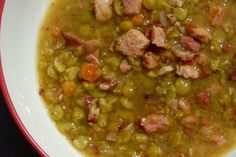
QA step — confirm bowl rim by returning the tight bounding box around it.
[0,1,47,156]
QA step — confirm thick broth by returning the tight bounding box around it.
[38,0,236,156]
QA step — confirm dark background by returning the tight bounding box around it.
[0,91,39,157]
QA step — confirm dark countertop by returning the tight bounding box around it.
[0,91,39,157]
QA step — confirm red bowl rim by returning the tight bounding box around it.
[0,1,48,156]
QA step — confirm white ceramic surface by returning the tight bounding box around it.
[0,0,235,157]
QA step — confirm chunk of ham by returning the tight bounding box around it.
[170,98,191,113]
[228,71,236,81]
[211,7,225,27]
[122,0,142,15]
[142,52,160,69]
[173,50,195,62]
[120,59,131,74]
[151,26,168,48]
[180,36,201,53]
[119,29,150,57]
[181,115,198,127]
[157,65,174,76]
[170,0,183,7]
[196,90,211,109]
[87,99,100,123]
[210,133,226,146]
[94,0,113,22]
[186,24,212,43]
[62,32,84,47]
[141,114,170,134]
[85,54,99,65]
[176,65,200,79]
[83,40,99,53]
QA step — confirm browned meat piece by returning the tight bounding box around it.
[173,50,195,62]
[99,83,110,91]
[141,114,170,134]
[222,42,231,52]
[106,132,117,141]
[94,0,113,22]
[211,7,225,27]
[142,52,160,69]
[170,98,191,113]
[157,65,174,76]
[181,115,198,127]
[195,53,208,65]
[167,14,178,24]
[176,65,200,79]
[83,40,100,53]
[87,99,100,123]
[83,95,92,105]
[151,26,168,48]
[196,90,211,109]
[119,29,150,57]
[233,108,236,121]
[228,71,236,81]
[209,133,226,146]
[200,66,212,78]
[85,54,99,65]
[171,0,183,7]
[62,32,84,47]
[180,36,201,53]
[186,24,212,43]
[120,59,131,74]
[122,0,142,15]
[177,98,191,113]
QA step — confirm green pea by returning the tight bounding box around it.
[80,10,93,24]
[78,24,92,38]
[119,21,133,32]
[122,81,135,97]
[99,98,113,113]
[98,114,108,127]
[57,122,74,133]
[213,28,226,44]
[174,8,187,21]
[147,70,159,78]
[72,107,85,121]
[209,59,220,71]
[135,133,148,143]
[105,56,121,70]
[147,145,162,157]
[49,105,64,121]
[89,89,106,98]
[82,82,95,91]
[151,10,160,22]
[117,130,131,143]
[175,78,191,96]
[211,40,222,53]
[120,97,133,109]
[73,136,89,150]
[47,65,58,79]
[143,0,156,10]
[113,0,123,16]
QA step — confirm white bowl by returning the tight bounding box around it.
[0,0,236,157]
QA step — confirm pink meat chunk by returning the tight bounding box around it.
[119,29,150,57]
[122,0,142,15]
[94,0,113,22]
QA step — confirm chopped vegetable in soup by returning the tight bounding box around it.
[38,0,236,156]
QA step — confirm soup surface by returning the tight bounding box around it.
[38,0,236,156]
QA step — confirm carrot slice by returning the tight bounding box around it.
[132,14,144,27]
[81,63,100,82]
